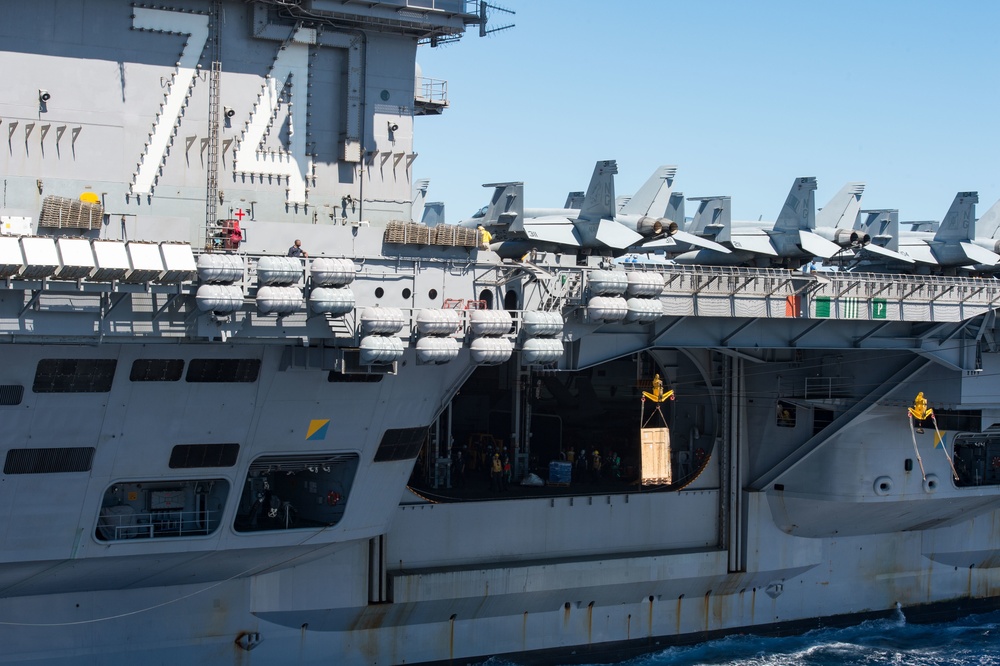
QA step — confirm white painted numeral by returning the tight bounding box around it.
[131,8,209,195]
[232,27,313,204]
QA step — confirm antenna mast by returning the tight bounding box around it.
[204,0,223,250]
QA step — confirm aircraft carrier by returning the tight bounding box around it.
[1,2,1000,664]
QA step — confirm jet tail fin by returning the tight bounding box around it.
[687,196,731,243]
[979,198,1000,240]
[619,165,678,217]
[773,177,818,232]
[855,209,919,264]
[665,192,685,227]
[934,192,978,242]
[412,178,430,222]
[858,209,900,252]
[480,181,525,232]
[564,191,585,209]
[420,202,445,226]
[816,182,865,229]
[578,160,618,221]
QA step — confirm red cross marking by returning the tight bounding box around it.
[234,208,246,222]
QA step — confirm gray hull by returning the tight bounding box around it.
[1,2,1000,664]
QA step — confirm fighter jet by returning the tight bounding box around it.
[895,192,999,268]
[812,182,869,250]
[469,161,729,259]
[967,196,1000,264]
[673,177,857,267]
[507,168,680,222]
[848,209,915,269]
[852,192,1000,272]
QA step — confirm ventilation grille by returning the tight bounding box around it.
[0,385,24,405]
[4,447,95,474]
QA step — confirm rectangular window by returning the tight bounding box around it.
[0,385,24,405]
[954,432,1000,487]
[776,400,796,428]
[186,359,260,383]
[169,444,240,468]
[235,454,359,533]
[96,479,230,541]
[327,371,383,383]
[4,447,95,474]
[374,426,428,462]
[130,359,185,382]
[33,359,117,393]
[933,410,981,433]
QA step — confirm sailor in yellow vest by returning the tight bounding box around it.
[490,452,503,492]
[477,224,492,250]
[591,449,602,482]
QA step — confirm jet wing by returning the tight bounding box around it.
[521,219,581,247]
[960,241,1000,266]
[674,230,730,254]
[899,244,939,265]
[729,234,778,256]
[860,243,915,264]
[595,219,644,249]
[797,230,843,259]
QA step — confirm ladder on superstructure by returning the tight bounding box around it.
[204,0,223,250]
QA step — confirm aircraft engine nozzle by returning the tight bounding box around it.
[663,220,679,236]
[635,216,663,236]
[825,228,867,248]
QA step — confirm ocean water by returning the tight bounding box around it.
[487,610,1000,666]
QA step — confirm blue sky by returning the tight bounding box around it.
[413,1,1000,225]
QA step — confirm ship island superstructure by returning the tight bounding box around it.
[1,2,1000,665]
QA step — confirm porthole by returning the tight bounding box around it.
[428,289,438,300]
[402,288,411,299]
[375,287,384,299]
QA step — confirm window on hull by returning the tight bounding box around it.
[776,400,796,428]
[130,359,184,381]
[954,433,1000,487]
[33,359,117,393]
[374,426,428,462]
[169,443,240,468]
[95,479,230,541]
[234,453,359,533]
[932,410,981,433]
[185,359,260,383]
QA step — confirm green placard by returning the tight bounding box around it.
[815,296,831,318]
[872,298,887,319]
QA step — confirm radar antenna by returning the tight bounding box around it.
[479,2,515,38]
